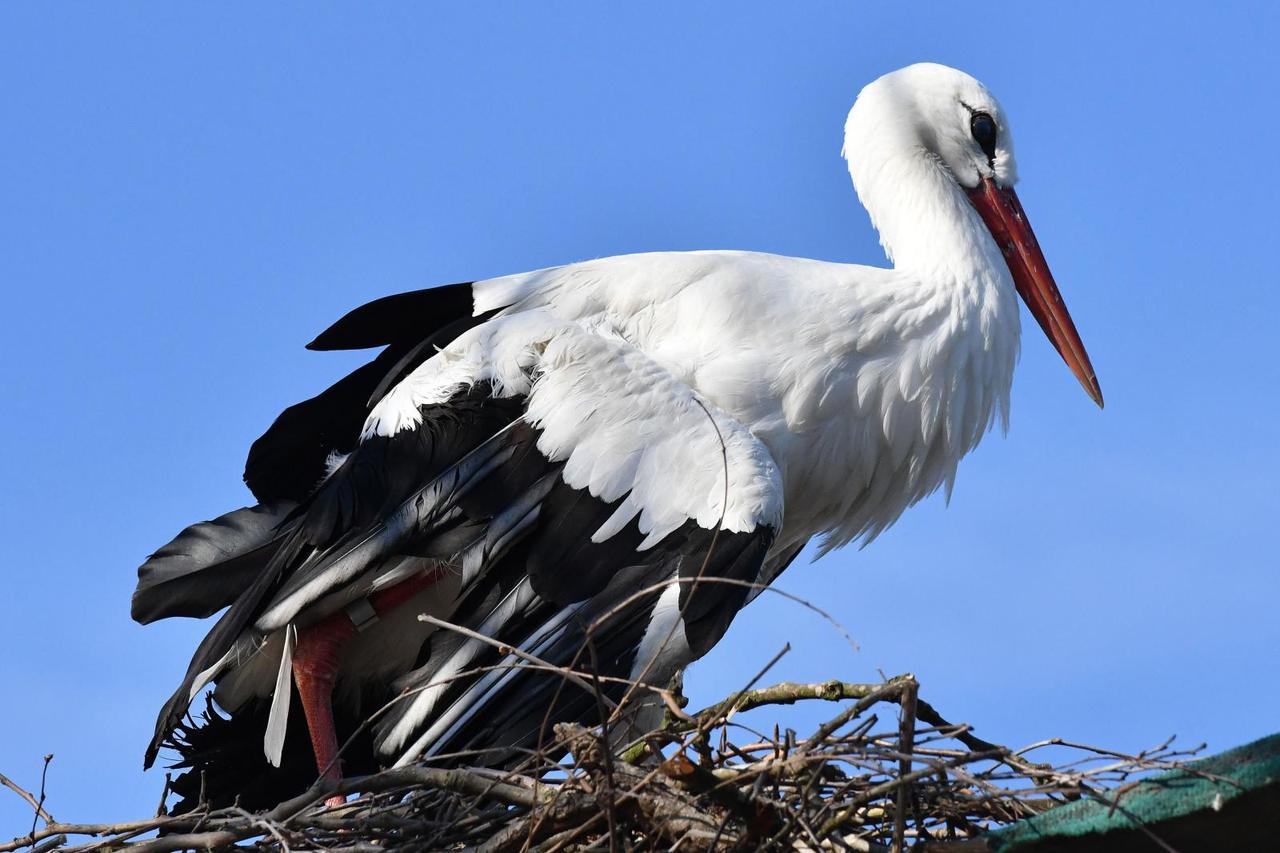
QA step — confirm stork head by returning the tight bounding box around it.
[844,63,1103,408]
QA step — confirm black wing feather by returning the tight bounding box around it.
[243,350,402,503]
[243,282,492,504]
[385,524,772,768]
[305,282,476,351]
[132,502,295,624]
[151,378,776,803]
[146,389,522,767]
[359,447,775,765]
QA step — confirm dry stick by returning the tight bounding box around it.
[509,639,639,853]
[469,722,617,853]
[806,677,914,749]
[523,620,614,853]
[660,674,901,849]
[153,774,170,820]
[802,704,909,835]
[75,824,182,853]
[23,684,1200,853]
[535,748,706,853]
[227,806,293,853]
[893,680,917,853]
[672,678,914,736]
[534,689,754,853]
[912,697,1002,755]
[1074,788,1185,853]
[417,615,617,713]
[639,643,793,820]
[659,751,783,835]
[751,742,836,850]
[1,818,195,853]
[612,577,869,763]
[580,637,620,853]
[567,755,694,850]
[910,697,1093,802]
[24,836,64,853]
[314,652,681,814]
[694,643,791,742]
[0,771,54,826]
[127,766,558,853]
[818,749,1008,838]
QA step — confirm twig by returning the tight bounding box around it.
[25,837,64,853]
[417,615,617,711]
[0,770,53,827]
[154,774,171,819]
[30,757,52,844]
[894,680,917,853]
[7,663,1205,852]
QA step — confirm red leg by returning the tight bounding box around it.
[293,610,356,806]
[291,571,443,806]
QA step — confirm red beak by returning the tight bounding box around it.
[967,177,1103,408]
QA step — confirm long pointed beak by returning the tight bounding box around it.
[967,177,1103,408]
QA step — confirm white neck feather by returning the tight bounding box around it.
[844,100,1004,282]
[766,99,1028,550]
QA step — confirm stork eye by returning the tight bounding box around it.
[970,112,998,164]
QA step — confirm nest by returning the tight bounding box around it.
[4,669,1200,853]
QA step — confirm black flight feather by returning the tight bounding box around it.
[149,366,778,804]
[244,282,491,505]
[305,282,476,351]
[132,502,295,624]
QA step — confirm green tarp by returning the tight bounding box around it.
[987,733,1280,851]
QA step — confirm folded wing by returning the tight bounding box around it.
[137,302,784,793]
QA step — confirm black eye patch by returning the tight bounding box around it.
[970,112,998,165]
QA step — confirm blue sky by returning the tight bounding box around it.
[2,2,1278,831]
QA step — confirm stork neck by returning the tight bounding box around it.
[852,149,1007,284]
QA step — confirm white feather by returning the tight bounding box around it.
[629,579,691,684]
[188,645,235,702]
[263,624,296,767]
[378,578,537,755]
[392,603,585,767]
[365,312,786,547]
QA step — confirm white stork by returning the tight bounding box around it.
[133,62,1100,810]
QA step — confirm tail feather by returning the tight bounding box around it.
[263,624,296,767]
[132,502,295,625]
[164,694,380,815]
[144,534,309,768]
